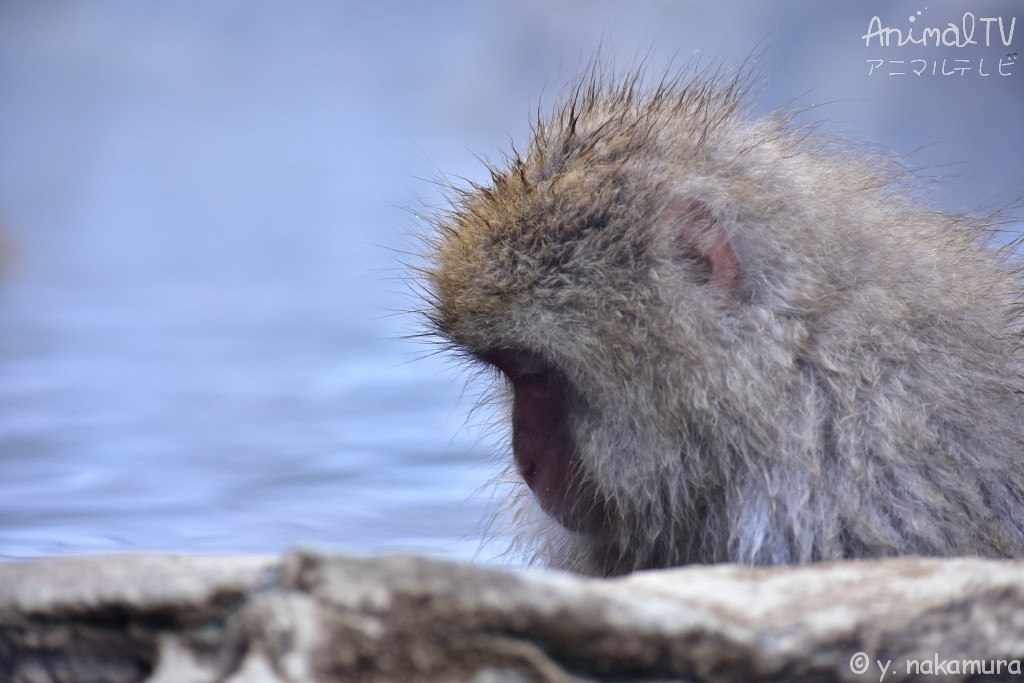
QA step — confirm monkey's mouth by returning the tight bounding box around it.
[517,449,605,535]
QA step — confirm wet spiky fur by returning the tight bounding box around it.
[421,64,1024,576]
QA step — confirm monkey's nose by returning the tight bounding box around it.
[517,457,538,490]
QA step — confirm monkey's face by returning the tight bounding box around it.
[481,348,606,534]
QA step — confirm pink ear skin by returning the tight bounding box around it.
[663,198,740,295]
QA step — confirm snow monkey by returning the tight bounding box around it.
[419,65,1024,576]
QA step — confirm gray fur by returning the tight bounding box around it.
[420,66,1024,576]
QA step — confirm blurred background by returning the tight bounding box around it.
[0,1,1020,562]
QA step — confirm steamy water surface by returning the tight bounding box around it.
[0,3,506,561]
[0,2,1020,563]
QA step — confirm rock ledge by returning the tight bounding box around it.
[2,551,1024,682]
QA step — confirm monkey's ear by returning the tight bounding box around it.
[662,198,739,294]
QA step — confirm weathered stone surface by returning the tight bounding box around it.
[2,551,1024,682]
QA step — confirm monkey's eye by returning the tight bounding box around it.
[482,349,552,387]
[518,368,550,384]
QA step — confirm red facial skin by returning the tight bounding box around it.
[483,350,605,534]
